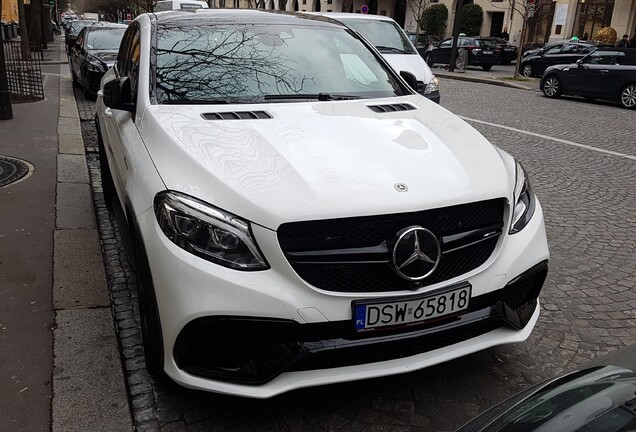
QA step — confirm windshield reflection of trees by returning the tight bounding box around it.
[156,26,319,103]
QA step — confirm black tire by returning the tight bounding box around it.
[619,83,636,109]
[522,63,533,78]
[96,117,116,211]
[83,71,96,100]
[71,67,80,87]
[542,75,562,98]
[135,235,165,378]
[482,65,493,71]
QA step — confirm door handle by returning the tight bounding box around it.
[104,108,113,118]
[600,70,609,74]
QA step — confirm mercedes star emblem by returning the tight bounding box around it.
[394,183,408,192]
[392,226,441,281]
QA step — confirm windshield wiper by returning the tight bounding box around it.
[263,93,361,101]
[375,45,408,54]
[160,99,238,105]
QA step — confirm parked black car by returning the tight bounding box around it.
[426,37,500,71]
[456,345,636,432]
[69,24,127,99]
[407,32,441,58]
[520,42,599,77]
[65,20,96,53]
[540,49,636,109]
[491,37,517,64]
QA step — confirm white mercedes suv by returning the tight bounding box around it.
[96,9,549,398]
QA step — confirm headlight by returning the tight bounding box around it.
[154,191,269,271]
[510,161,536,234]
[424,76,439,94]
[87,59,105,72]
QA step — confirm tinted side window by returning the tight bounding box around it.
[544,45,562,55]
[561,44,582,54]
[117,26,136,76]
[440,39,452,47]
[618,52,636,66]
[128,30,141,98]
[586,51,618,65]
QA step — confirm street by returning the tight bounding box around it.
[74,78,636,432]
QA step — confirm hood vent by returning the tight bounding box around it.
[202,111,272,120]
[367,103,417,113]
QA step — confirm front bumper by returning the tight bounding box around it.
[139,198,549,397]
[174,261,546,385]
[422,90,441,104]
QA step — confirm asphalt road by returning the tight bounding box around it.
[77,80,636,432]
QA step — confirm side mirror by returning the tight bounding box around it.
[103,77,135,113]
[576,59,583,67]
[399,71,418,92]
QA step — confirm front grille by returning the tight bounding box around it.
[278,199,505,293]
[288,320,503,372]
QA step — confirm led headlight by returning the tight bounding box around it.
[154,191,269,271]
[510,161,536,234]
[87,59,105,72]
[424,76,439,94]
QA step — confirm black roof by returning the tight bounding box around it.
[152,9,348,29]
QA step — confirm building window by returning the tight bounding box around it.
[302,0,306,4]
[573,0,615,39]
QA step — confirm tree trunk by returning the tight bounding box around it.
[17,0,30,59]
[514,17,527,79]
[29,0,43,53]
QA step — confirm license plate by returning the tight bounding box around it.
[483,50,494,55]
[353,284,471,332]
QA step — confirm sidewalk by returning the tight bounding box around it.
[0,38,132,431]
[433,63,541,91]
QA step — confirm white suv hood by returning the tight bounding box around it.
[142,96,512,229]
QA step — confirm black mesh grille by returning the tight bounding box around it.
[278,199,505,293]
[288,320,503,372]
[368,103,417,113]
[201,111,272,120]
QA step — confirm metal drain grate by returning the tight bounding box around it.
[0,156,30,188]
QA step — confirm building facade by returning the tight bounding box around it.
[237,0,634,46]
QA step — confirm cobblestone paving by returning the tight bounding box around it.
[77,81,636,431]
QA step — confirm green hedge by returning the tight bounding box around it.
[460,3,483,36]
[420,4,448,37]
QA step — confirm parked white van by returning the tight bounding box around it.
[154,0,209,11]
[310,13,440,103]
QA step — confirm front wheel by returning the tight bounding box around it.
[619,84,636,109]
[542,75,562,98]
[481,65,493,71]
[135,235,165,378]
[522,63,533,77]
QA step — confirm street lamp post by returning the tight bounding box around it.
[0,0,14,120]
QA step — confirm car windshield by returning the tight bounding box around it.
[154,24,407,104]
[70,21,93,33]
[154,1,173,11]
[86,28,126,51]
[336,18,416,54]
